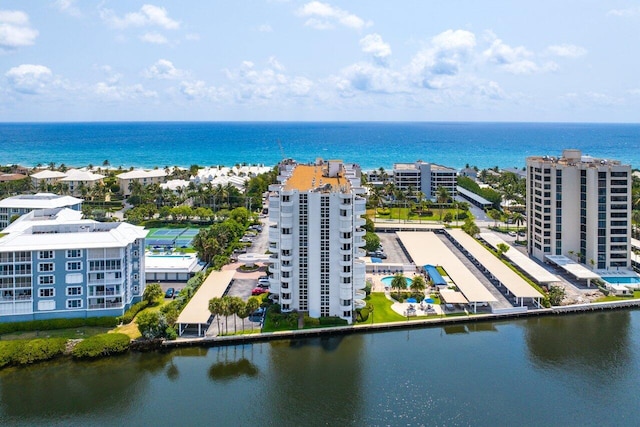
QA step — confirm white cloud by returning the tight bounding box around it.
[478,81,505,100]
[143,59,187,79]
[0,10,39,50]
[547,44,587,58]
[337,62,404,94]
[297,1,371,30]
[360,33,391,65]
[607,7,640,17]
[185,33,200,41]
[93,82,157,101]
[140,32,168,44]
[223,59,314,102]
[408,29,476,88]
[483,34,557,74]
[101,4,180,30]
[5,64,52,94]
[53,0,81,17]
[629,89,640,96]
[257,24,273,33]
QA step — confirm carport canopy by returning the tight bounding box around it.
[176,270,235,336]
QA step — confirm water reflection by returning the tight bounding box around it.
[267,335,364,424]
[525,311,631,380]
[208,358,259,381]
[0,352,172,420]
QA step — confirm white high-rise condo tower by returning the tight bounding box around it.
[268,159,367,323]
[526,149,631,271]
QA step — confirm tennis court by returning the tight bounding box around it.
[146,228,199,249]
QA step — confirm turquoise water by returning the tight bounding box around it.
[381,276,412,287]
[1,311,640,426]
[1,122,640,170]
[602,276,640,284]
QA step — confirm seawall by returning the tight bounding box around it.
[162,298,640,349]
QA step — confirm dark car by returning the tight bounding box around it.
[251,287,268,296]
[165,287,175,298]
[173,289,181,298]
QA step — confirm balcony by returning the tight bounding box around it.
[280,264,293,273]
[280,235,293,250]
[355,228,366,238]
[339,285,353,300]
[355,289,366,300]
[354,299,366,309]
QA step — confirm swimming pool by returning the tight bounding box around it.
[380,276,412,287]
[601,276,640,284]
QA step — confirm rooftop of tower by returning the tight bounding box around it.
[283,164,351,192]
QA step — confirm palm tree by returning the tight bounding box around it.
[228,296,244,334]
[410,275,426,294]
[244,297,260,332]
[390,272,407,299]
[496,243,510,258]
[220,296,232,335]
[208,297,223,335]
[436,186,450,221]
[512,212,525,232]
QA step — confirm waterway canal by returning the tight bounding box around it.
[1,310,639,426]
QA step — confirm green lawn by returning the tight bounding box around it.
[359,293,406,324]
[1,326,111,341]
[369,207,471,223]
[594,290,640,303]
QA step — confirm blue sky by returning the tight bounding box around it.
[1,1,639,122]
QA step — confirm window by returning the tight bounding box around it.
[39,250,54,259]
[66,286,82,296]
[38,275,55,285]
[66,261,82,271]
[38,263,54,272]
[133,273,139,280]
[67,299,83,309]
[66,249,82,258]
[39,288,55,298]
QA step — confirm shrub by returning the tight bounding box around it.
[72,333,130,359]
[303,315,320,327]
[0,317,117,336]
[164,327,178,341]
[15,338,66,365]
[271,303,281,314]
[319,316,348,326]
[358,308,370,322]
[0,338,66,367]
[118,300,149,325]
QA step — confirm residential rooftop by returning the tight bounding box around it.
[283,164,350,192]
[0,208,147,251]
[0,193,83,209]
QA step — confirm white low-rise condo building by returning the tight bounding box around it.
[0,208,147,322]
[393,161,457,199]
[0,193,83,229]
[268,159,367,323]
[526,149,631,270]
[117,169,168,197]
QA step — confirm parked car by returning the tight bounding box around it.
[508,231,517,237]
[165,288,175,298]
[252,287,268,295]
[173,289,182,298]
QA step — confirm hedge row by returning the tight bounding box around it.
[0,338,66,368]
[0,317,118,336]
[71,333,131,359]
[117,300,149,325]
[319,316,349,326]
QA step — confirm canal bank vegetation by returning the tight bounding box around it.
[0,337,67,368]
[72,333,131,358]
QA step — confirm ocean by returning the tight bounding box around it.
[1,122,639,171]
